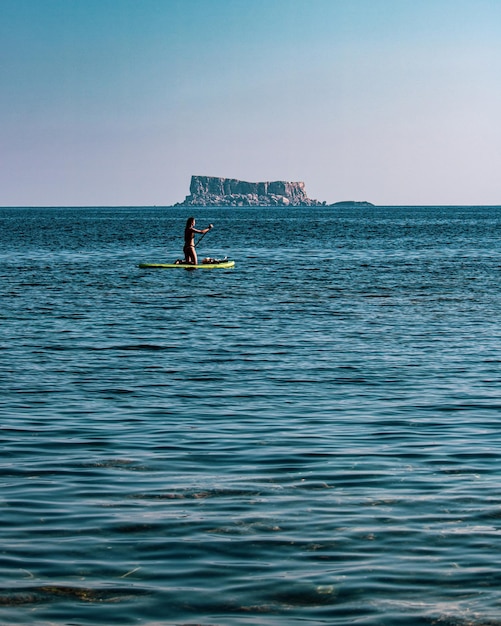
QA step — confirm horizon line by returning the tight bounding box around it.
[1,204,501,209]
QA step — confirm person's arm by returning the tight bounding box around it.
[194,224,213,234]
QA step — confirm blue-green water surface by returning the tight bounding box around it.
[1,206,500,625]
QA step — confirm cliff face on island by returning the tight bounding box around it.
[177,175,322,206]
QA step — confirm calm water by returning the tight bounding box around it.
[1,206,500,625]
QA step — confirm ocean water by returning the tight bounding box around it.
[1,205,500,626]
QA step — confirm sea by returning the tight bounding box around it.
[1,205,500,626]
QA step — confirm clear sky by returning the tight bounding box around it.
[1,0,500,206]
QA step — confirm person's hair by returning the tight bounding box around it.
[185,216,195,229]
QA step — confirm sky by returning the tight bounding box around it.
[1,0,501,206]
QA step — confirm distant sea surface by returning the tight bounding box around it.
[1,205,501,626]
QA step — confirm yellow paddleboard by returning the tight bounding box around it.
[139,260,235,269]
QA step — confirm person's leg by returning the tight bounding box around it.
[185,245,197,264]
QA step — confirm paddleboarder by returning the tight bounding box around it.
[184,217,213,265]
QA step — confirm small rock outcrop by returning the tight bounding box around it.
[177,175,323,206]
[329,201,375,208]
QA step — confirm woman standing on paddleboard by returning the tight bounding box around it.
[184,217,213,265]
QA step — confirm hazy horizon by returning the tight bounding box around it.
[2,0,500,207]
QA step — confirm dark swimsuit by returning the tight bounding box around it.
[184,227,195,257]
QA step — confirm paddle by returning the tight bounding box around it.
[194,224,213,248]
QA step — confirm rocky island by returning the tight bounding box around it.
[329,200,375,208]
[176,175,323,207]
